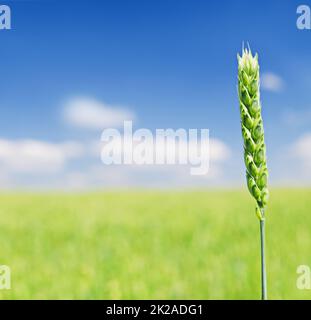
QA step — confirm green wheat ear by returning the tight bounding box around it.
[237,48,269,220]
[238,47,269,300]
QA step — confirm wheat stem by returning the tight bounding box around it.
[260,218,267,300]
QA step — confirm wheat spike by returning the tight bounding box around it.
[237,48,269,220]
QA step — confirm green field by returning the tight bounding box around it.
[0,189,310,299]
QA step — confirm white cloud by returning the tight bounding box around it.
[97,135,230,165]
[261,72,284,92]
[269,133,311,185]
[0,90,234,189]
[63,97,135,130]
[66,161,229,190]
[290,133,311,166]
[152,137,230,164]
[282,108,311,127]
[0,139,84,173]
[97,135,231,182]
[0,134,231,189]
[209,138,231,161]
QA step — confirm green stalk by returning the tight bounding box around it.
[237,47,269,300]
[260,218,267,300]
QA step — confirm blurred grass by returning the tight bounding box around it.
[0,189,310,299]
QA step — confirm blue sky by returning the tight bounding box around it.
[0,0,311,189]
